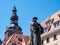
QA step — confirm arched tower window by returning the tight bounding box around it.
[17,36,22,42]
[11,41,16,45]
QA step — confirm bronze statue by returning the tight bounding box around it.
[30,17,43,45]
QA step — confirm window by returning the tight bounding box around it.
[18,42,22,45]
[46,38,49,43]
[44,28,48,33]
[54,23,59,28]
[59,22,60,26]
[11,41,16,45]
[9,26,15,29]
[58,14,60,18]
[54,22,59,28]
[20,42,22,45]
[17,36,22,42]
[54,34,57,40]
[8,32,14,37]
[46,21,51,26]
[54,21,60,28]
[42,40,44,44]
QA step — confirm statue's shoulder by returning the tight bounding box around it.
[36,22,40,26]
[30,21,35,24]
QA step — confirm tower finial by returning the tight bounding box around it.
[12,6,17,16]
[10,6,18,22]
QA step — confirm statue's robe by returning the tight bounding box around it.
[30,21,43,45]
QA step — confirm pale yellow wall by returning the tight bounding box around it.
[41,11,60,45]
[41,30,60,45]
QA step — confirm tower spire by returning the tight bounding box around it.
[10,6,18,25]
[12,6,17,16]
[10,6,18,21]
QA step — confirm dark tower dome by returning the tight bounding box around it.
[9,6,22,31]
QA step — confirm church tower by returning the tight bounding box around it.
[5,6,23,38]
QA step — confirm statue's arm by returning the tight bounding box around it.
[39,24,44,34]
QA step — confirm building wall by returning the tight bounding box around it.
[42,32,60,45]
[2,34,29,45]
[41,11,60,45]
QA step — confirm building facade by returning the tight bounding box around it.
[41,11,60,45]
[2,7,29,45]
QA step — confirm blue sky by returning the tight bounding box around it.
[0,0,60,40]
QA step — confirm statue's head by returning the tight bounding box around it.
[33,17,38,22]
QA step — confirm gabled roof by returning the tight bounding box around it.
[41,11,60,28]
[2,34,30,45]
